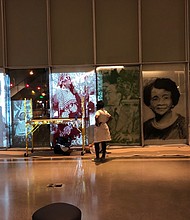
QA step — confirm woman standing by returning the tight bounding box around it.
[93,100,112,162]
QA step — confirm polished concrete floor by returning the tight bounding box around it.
[0,150,190,220]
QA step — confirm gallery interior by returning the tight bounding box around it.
[1,1,190,220]
[0,0,189,150]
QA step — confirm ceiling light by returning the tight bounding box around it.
[96,66,124,71]
[29,71,34,75]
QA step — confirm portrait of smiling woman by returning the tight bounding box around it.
[143,77,187,140]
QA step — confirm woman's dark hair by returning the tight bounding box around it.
[143,78,180,107]
[96,100,104,110]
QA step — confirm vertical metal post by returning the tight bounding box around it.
[24,98,29,156]
[185,0,190,145]
[138,0,144,147]
[46,0,52,66]
[92,0,97,66]
[1,0,7,67]
[81,97,86,154]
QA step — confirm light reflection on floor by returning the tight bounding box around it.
[0,157,190,220]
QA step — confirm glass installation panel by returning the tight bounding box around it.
[0,73,11,148]
[142,64,187,145]
[49,71,96,146]
[11,100,32,147]
[97,66,141,145]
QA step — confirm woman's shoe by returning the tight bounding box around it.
[92,158,101,163]
[100,157,106,162]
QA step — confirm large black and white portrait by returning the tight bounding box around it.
[143,66,187,144]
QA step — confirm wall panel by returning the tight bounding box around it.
[50,0,94,66]
[95,0,139,64]
[0,1,3,67]
[142,0,185,62]
[5,0,48,67]
[189,0,190,62]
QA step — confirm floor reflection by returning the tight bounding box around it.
[0,158,190,220]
